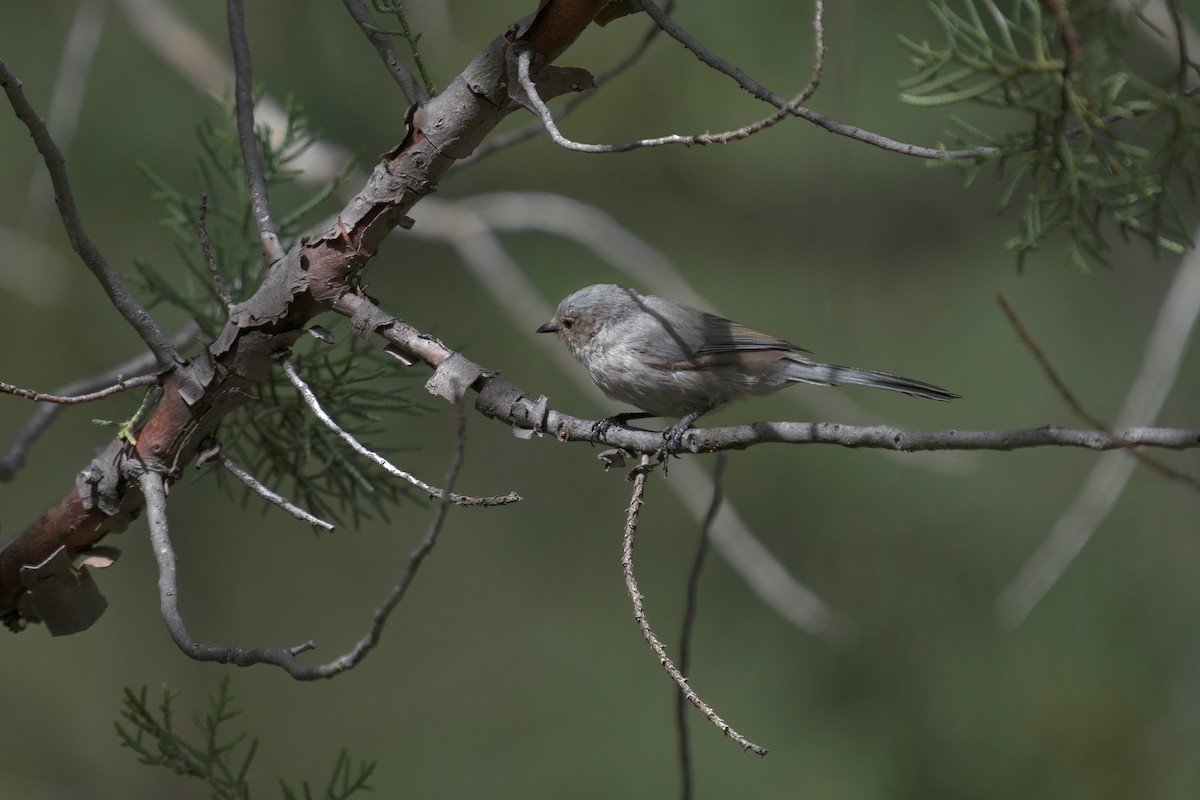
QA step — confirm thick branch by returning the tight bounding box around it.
[0,0,610,625]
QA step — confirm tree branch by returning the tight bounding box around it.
[215,453,335,531]
[339,0,429,105]
[226,0,285,264]
[0,58,180,368]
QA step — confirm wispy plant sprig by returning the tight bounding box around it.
[902,0,1200,269]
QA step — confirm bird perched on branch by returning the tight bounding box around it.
[536,284,958,450]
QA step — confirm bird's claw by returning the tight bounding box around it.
[661,422,692,453]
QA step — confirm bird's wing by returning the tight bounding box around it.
[672,314,812,370]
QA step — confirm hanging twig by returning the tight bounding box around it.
[622,455,768,756]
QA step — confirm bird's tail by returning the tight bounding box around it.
[783,359,959,401]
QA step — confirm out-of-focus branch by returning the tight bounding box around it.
[622,456,768,756]
[677,452,726,796]
[23,0,109,231]
[0,59,179,368]
[996,226,1200,626]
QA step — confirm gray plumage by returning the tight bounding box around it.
[536,284,958,426]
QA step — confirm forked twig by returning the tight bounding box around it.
[622,455,768,756]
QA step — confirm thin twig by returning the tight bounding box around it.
[0,323,199,481]
[139,403,472,678]
[339,0,428,105]
[226,0,285,264]
[517,0,824,156]
[633,0,991,160]
[0,374,159,406]
[0,58,179,367]
[459,1,674,167]
[676,452,727,798]
[217,454,335,531]
[278,355,520,507]
[303,400,469,677]
[197,194,233,308]
[622,455,768,756]
[996,293,1200,490]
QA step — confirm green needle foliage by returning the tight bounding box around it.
[116,679,375,800]
[902,0,1200,269]
[130,92,428,527]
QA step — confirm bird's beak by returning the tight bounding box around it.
[535,322,559,334]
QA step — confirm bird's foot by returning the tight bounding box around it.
[661,420,694,453]
[590,412,653,443]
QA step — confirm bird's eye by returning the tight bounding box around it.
[561,317,574,329]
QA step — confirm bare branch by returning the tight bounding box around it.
[297,400,469,678]
[0,374,158,406]
[459,0,673,166]
[0,323,198,482]
[515,0,824,154]
[278,355,520,507]
[997,293,1200,490]
[140,403,470,678]
[676,452,726,797]
[216,454,335,531]
[0,58,180,367]
[339,0,428,105]
[196,194,233,309]
[997,232,1200,625]
[622,455,768,756]
[225,0,285,264]
[140,467,320,670]
[633,0,991,160]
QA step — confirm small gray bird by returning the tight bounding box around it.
[536,284,958,449]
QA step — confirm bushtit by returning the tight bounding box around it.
[536,284,958,449]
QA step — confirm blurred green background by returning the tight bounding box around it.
[3,1,1200,798]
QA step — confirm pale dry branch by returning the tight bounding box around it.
[0,58,179,367]
[216,454,335,531]
[515,0,824,154]
[278,355,520,507]
[622,455,768,756]
[22,0,109,231]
